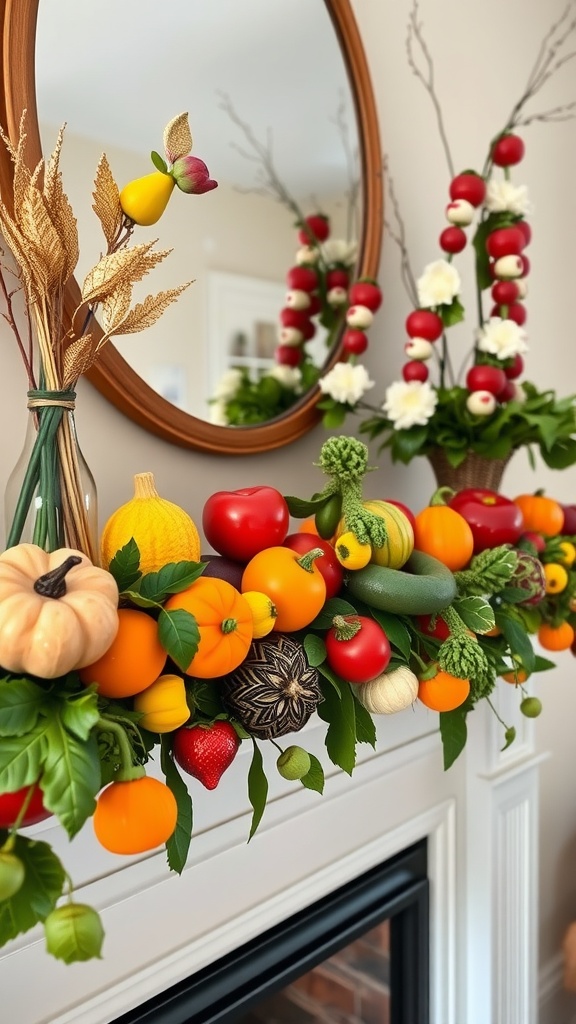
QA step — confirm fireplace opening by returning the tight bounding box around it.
[114,838,429,1024]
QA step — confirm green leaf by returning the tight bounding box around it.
[323,405,348,429]
[0,724,48,793]
[534,655,556,672]
[150,150,168,173]
[284,494,331,518]
[42,723,101,837]
[501,726,516,752]
[540,438,576,469]
[300,753,325,794]
[158,608,200,671]
[121,589,161,610]
[303,633,327,667]
[138,561,205,603]
[440,295,465,328]
[309,597,359,631]
[109,538,141,593]
[439,705,469,770]
[247,740,268,840]
[390,425,428,463]
[353,696,377,747]
[453,596,495,634]
[0,834,66,945]
[368,609,412,661]
[495,611,536,674]
[160,737,193,874]
[59,688,100,741]
[317,679,357,775]
[0,677,46,737]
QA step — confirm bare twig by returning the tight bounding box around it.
[331,92,361,242]
[499,2,576,137]
[217,91,306,226]
[0,259,36,389]
[406,0,454,178]
[383,159,419,307]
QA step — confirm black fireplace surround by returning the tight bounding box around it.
[113,838,429,1024]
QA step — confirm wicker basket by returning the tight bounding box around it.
[427,448,513,492]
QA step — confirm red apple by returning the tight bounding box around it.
[202,486,290,563]
[561,505,576,535]
[448,488,524,552]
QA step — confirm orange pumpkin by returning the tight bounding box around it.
[413,505,474,571]
[165,577,253,678]
[537,620,575,651]
[513,493,563,537]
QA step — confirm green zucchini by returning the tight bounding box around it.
[344,550,457,615]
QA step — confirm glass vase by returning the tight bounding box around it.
[4,389,98,561]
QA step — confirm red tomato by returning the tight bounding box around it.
[202,486,289,563]
[282,533,343,599]
[0,784,51,828]
[448,488,524,553]
[416,614,451,640]
[325,616,391,683]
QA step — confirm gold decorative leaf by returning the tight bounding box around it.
[80,242,170,304]
[111,282,192,335]
[19,183,67,291]
[92,154,123,248]
[61,334,95,389]
[100,281,132,334]
[163,112,192,163]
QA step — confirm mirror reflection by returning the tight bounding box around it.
[35,0,362,426]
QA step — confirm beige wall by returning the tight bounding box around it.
[2,0,576,988]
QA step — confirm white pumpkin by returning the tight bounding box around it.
[0,544,119,678]
[356,665,419,715]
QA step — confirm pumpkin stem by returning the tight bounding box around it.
[221,617,238,635]
[430,486,455,507]
[34,555,83,599]
[331,614,362,641]
[133,472,160,500]
[296,548,325,573]
[95,718,146,782]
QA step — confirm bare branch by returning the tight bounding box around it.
[383,158,419,307]
[405,0,455,178]
[330,91,361,241]
[0,257,36,388]
[217,91,306,226]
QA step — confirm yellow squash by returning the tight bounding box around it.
[100,472,200,575]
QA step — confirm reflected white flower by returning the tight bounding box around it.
[209,399,229,426]
[320,239,358,267]
[211,367,243,401]
[477,317,528,360]
[417,260,461,308]
[485,180,531,217]
[383,380,438,430]
[319,362,375,405]
[264,365,303,390]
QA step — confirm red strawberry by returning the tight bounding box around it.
[172,721,240,790]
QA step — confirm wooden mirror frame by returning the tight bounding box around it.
[0,0,382,455]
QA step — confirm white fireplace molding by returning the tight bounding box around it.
[1,699,544,1024]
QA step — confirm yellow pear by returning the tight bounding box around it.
[119,171,176,226]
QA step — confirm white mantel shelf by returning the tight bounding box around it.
[0,689,542,1024]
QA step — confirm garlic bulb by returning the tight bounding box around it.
[356,665,419,715]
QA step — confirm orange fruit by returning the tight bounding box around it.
[93,776,177,854]
[298,516,322,536]
[79,608,166,697]
[500,668,529,684]
[418,669,470,712]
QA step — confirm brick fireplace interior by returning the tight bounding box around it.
[112,839,428,1024]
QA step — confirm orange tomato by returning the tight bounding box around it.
[165,577,253,678]
[418,669,470,712]
[298,516,322,536]
[500,667,529,684]
[513,493,563,537]
[537,620,575,651]
[413,506,474,571]
[79,608,166,698]
[241,546,326,632]
[93,776,177,855]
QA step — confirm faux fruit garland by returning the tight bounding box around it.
[0,437,574,964]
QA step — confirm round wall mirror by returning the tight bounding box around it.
[0,0,382,454]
